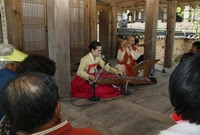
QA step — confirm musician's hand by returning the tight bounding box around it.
[127,44,132,51]
[123,45,128,52]
[89,75,95,82]
[115,70,124,77]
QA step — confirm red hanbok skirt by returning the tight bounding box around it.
[71,74,124,98]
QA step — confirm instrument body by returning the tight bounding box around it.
[96,74,156,85]
[96,59,159,85]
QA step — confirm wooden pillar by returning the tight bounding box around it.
[47,0,71,98]
[144,0,159,60]
[111,7,118,57]
[85,0,97,45]
[90,0,97,41]
[164,0,177,68]
[4,0,23,49]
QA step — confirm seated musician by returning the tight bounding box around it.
[71,41,124,98]
[115,35,143,76]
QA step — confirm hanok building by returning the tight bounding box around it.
[1,0,199,96]
[1,0,200,134]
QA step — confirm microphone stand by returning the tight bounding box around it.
[88,62,107,101]
[88,81,100,101]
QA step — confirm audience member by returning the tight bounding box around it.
[16,54,56,76]
[0,44,27,120]
[0,72,101,135]
[190,41,200,54]
[159,54,200,135]
[115,35,143,76]
[1,53,56,134]
[71,40,124,99]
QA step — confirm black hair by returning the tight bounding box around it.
[180,52,195,63]
[0,72,59,133]
[88,41,101,51]
[16,54,56,76]
[169,54,200,124]
[192,41,200,50]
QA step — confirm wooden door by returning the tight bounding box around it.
[99,11,110,57]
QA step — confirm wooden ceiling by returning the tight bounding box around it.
[97,0,200,9]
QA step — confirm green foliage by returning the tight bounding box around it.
[176,7,184,17]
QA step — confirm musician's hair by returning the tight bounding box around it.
[169,54,200,124]
[0,72,59,133]
[88,41,102,51]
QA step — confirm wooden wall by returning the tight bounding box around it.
[70,0,98,71]
[98,5,111,57]
[4,0,23,49]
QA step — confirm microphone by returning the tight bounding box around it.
[101,54,108,65]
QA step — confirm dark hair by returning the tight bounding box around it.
[0,72,59,133]
[88,41,101,51]
[192,41,200,50]
[16,54,56,76]
[180,52,195,63]
[169,54,200,124]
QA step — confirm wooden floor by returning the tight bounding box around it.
[61,61,176,135]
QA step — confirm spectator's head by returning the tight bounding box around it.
[169,54,200,124]
[0,44,27,72]
[191,41,200,53]
[16,54,56,76]
[0,72,61,134]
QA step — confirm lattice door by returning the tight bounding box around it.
[22,0,47,56]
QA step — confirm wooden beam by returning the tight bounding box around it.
[96,0,109,4]
[164,0,177,68]
[97,2,111,11]
[47,0,71,98]
[116,1,137,7]
[144,0,159,60]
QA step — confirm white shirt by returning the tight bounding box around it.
[158,122,200,135]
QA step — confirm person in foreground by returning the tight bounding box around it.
[0,72,101,135]
[115,35,143,76]
[71,40,124,98]
[0,54,56,134]
[158,54,200,135]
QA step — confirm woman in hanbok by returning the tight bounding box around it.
[71,41,124,98]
